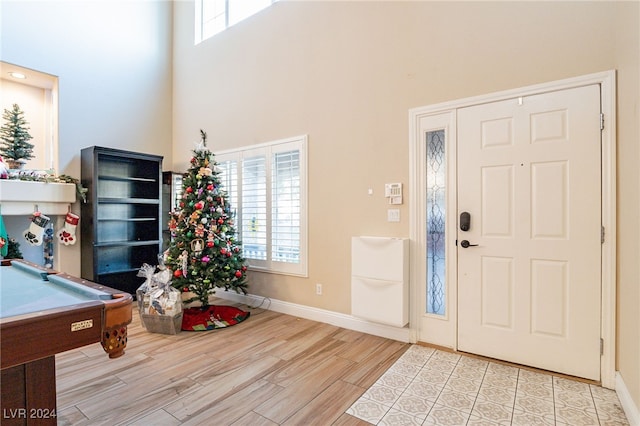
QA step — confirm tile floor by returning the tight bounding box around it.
[347,345,629,425]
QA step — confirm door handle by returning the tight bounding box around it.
[460,240,478,248]
[460,212,471,231]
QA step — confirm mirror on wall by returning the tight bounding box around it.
[0,61,59,172]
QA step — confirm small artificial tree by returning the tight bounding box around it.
[166,130,248,307]
[0,104,35,167]
[6,238,24,259]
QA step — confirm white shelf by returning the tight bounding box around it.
[0,180,76,215]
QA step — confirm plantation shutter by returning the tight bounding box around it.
[241,155,267,260]
[217,159,238,213]
[271,149,300,264]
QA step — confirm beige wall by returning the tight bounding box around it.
[173,0,639,408]
[614,0,640,411]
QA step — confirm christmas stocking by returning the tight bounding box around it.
[0,214,8,257]
[23,212,51,246]
[58,212,79,245]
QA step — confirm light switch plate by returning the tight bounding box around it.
[387,209,400,222]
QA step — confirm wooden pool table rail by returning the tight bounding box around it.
[0,259,133,369]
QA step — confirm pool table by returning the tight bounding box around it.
[0,259,133,425]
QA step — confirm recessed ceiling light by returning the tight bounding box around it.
[8,72,26,79]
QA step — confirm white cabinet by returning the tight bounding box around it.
[351,236,409,327]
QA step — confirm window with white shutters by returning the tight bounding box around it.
[215,136,307,276]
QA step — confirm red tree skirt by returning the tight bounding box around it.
[182,305,250,331]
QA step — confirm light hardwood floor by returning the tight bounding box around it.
[55,300,409,425]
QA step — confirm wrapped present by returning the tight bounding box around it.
[136,260,183,334]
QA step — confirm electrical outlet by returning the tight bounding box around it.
[316,283,322,295]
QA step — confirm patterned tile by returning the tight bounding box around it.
[344,347,631,426]
[388,360,422,379]
[431,350,461,363]
[555,404,600,425]
[511,407,555,426]
[451,364,486,381]
[476,384,515,406]
[435,390,476,413]
[391,394,434,421]
[376,371,412,392]
[399,345,435,366]
[425,357,457,374]
[554,376,591,393]
[416,367,451,385]
[405,380,443,401]
[363,383,403,406]
[423,405,470,426]
[444,375,482,395]
[481,372,517,389]
[514,394,554,418]
[471,400,513,424]
[486,362,518,377]
[457,356,489,369]
[378,408,424,426]
[466,413,501,426]
[517,380,554,399]
[555,389,597,410]
[518,368,552,384]
[347,397,389,424]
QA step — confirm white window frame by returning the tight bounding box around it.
[195,0,278,44]
[216,135,308,277]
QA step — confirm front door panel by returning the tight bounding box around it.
[457,84,601,380]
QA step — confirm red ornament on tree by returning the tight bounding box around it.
[174,269,182,278]
[186,186,193,193]
[235,270,242,278]
[217,218,224,224]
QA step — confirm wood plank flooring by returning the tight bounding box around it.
[55,300,409,425]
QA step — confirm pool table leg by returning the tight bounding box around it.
[101,325,128,359]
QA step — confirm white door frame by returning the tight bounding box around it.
[408,70,617,388]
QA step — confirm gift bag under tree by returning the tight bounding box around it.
[136,262,183,335]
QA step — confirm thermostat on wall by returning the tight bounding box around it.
[385,183,403,205]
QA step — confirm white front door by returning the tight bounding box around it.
[456,84,602,380]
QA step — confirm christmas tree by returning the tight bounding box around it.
[6,238,24,259]
[166,130,248,307]
[0,104,35,166]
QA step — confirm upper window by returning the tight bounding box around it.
[195,0,277,44]
[216,135,307,277]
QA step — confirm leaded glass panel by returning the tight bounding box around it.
[426,130,446,315]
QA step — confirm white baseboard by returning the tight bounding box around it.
[616,372,640,426]
[215,290,411,343]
